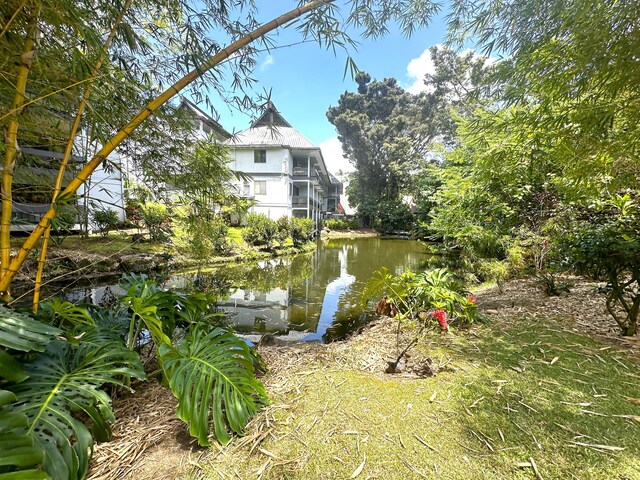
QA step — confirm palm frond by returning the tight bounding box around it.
[159,325,269,445]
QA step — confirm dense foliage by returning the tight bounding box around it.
[0,277,268,478]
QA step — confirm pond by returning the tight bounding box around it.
[22,237,434,343]
[174,237,431,342]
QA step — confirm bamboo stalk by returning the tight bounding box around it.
[0,12,37,299]
[32,0,134,312]
[0,0,334,296]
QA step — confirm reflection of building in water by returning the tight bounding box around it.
[219,287,291,334]
[63,284,124,305]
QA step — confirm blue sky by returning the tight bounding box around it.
[192,2,450,175]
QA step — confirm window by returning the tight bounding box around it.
[242,182,250,195]
[254,181,267,195]
[202,122,212,134]
[254,149,267,163]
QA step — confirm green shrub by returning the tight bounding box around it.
[242,213,278,248]
[182,216,230,259]
[276,215,291,244]
[141,202,170,241]
[290,217,314,247]
[557,195,640,336]
[92,208,120,236]
[326,218,361,230]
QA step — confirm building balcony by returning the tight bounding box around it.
[291,196,321,209]
[292,168,320,183]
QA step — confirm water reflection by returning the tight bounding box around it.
[24,238,430,343]
[183,238,428,342]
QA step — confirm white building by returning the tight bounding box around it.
[226,102,342,228]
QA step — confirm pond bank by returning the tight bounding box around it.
[10,232,317,290]
[11,228,381,287]
[87,276,640,480]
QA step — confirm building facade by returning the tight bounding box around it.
[226,103,342,228]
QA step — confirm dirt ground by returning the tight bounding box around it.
[86,276,639,480]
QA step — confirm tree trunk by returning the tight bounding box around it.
[0,0,334,297]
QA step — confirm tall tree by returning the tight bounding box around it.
[327,47,494,226]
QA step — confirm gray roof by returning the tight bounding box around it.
[226,126,319,150]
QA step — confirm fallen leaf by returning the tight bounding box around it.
[351,455,366,478]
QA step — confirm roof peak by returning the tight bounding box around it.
[251,101,292,128]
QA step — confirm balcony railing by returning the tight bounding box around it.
[291,196,322,209]
[292,167,320,183]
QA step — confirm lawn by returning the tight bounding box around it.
[199,318,640,480]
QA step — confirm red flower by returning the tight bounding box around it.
[466,294,477,304]
[431,309,448,331]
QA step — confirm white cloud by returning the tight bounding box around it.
[319,137,354,175]
[405,45,441,94]
[405,45,498,94]
[259,54,274,72]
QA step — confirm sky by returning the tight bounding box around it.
[188,1,451,178]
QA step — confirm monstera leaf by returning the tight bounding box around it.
[0,306,61,353]
[0,390,49,479]
[0,306,62,385]
[159,326,269,445]
[8,335,145,479]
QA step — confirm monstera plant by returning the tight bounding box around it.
[0,276,269,479]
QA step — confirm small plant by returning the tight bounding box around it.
[364,267,478,373]
[92,208,120,236]
[290,217,314,247]
[276,215,291,244]
[175,214,230,259]
[534,272,570,296]
[49,204,79,246]
[141,202,170,241]
[364,267,478,327]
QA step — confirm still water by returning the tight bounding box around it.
[175,237,429,342]
[34,238,431,343]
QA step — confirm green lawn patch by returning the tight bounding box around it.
[201,318,640,479]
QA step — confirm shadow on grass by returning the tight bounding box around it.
[440,317,640,480]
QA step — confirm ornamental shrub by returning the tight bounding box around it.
[242,213,278,248]
[557,194,640,336]
[92,208,120,236]
[290,217,314,247]
[141,202,170,241]
[363,267,478,327]
[276,215,291,244]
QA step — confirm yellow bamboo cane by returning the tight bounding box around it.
[1,13,37,294]
[32,0,134,312]
[0,0,334,297]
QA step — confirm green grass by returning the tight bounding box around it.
[202,319,640,479]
